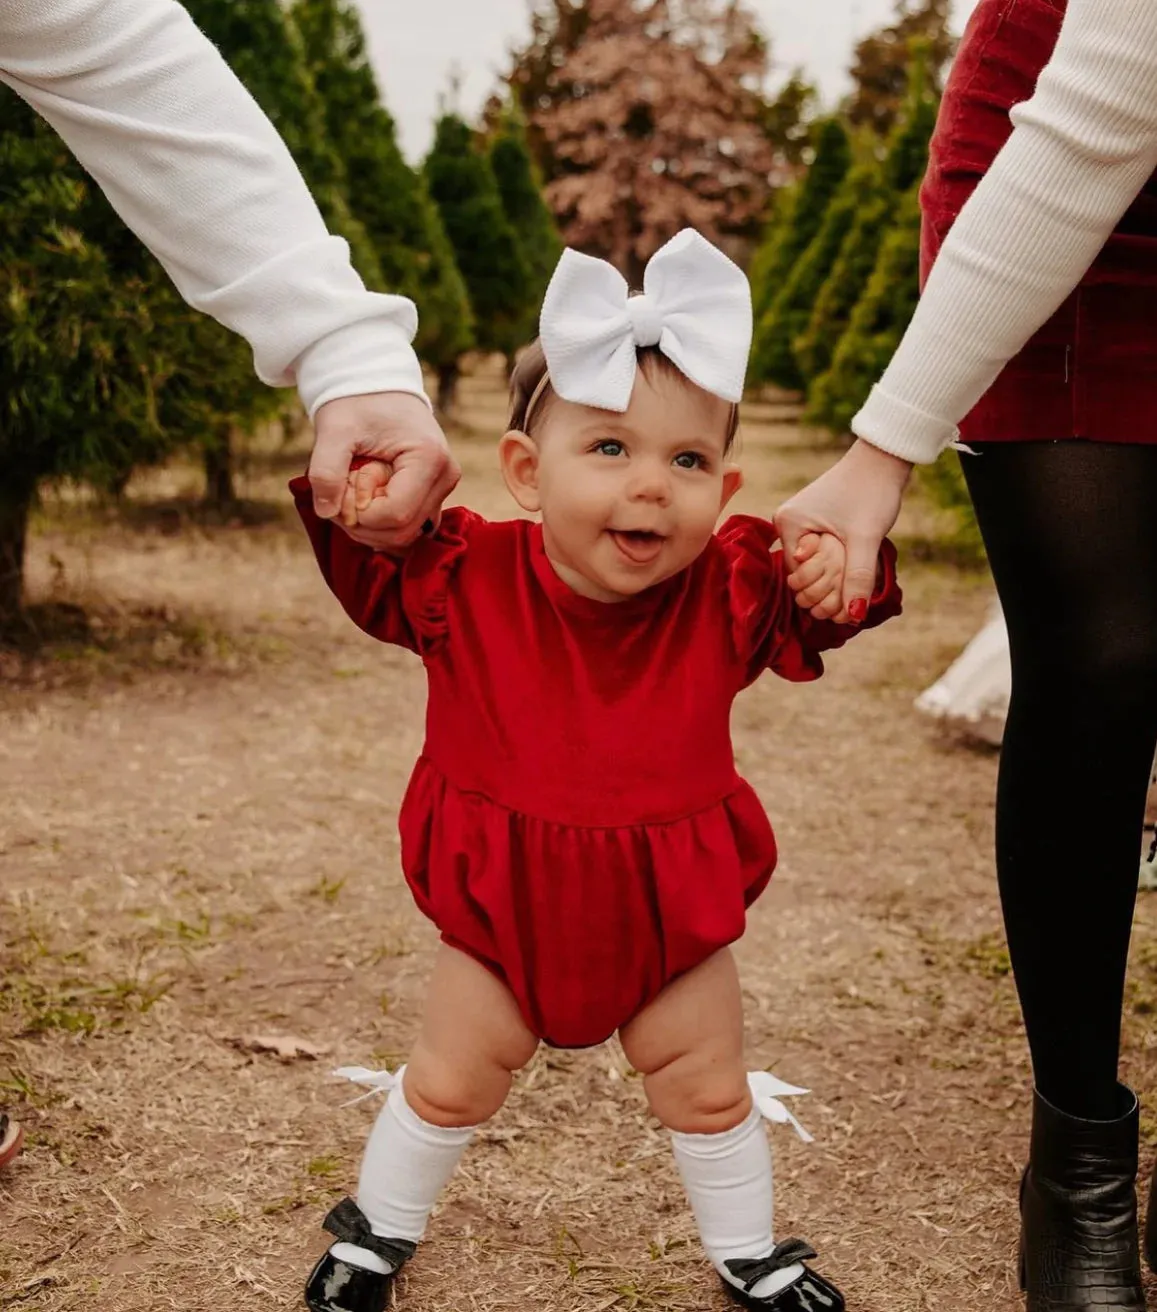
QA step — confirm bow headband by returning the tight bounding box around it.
[535,227,753,415]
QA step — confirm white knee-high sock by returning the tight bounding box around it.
[671,1106,805,1300]
[331,1068,476,1275]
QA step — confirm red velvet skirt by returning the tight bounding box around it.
[920,0,1157,442]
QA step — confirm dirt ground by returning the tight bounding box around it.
[4,363,1157,1312]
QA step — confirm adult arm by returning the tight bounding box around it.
[853,0,1157,462]
[777,0,1157,613]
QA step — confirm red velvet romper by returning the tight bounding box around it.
[293,483,901,1048]
[921,0,1157,443]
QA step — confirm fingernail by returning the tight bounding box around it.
[421,519,435,535]
[848,599,868,624]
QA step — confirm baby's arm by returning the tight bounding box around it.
[291,464,420,649]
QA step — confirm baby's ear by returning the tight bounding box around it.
[720,463,743,509]
[499,430,542,513]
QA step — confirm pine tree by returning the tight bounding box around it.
[488,104,562,367]
[747,117,852,383]
[846,0,955,136]
[804,184,922,434]
[795,48,937,384]
[291,0,474,381]
[425,113,530,405]
[760,72,819,185]
[0,93,180,625]
[750,158,878,390]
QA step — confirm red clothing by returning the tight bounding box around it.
[920,0,1157,444]
[293,482,901,1046]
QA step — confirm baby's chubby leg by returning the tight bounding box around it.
[403,941,540,1126]
[618,946,750,1133]
[326,946,537,1287]
[619,949,809,1304]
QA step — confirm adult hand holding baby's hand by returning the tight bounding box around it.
[775,438,912,623]
[309,392,459,551]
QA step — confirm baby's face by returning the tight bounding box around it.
[503,368,741,602]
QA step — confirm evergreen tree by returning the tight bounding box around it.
[291,0,474,387]
[746,117,851,382]
[488,104,562,368]
[746,183,798,322]
[804,184,922,434]
[425,113,530,405]
[795,48,937,383]
[760,72,819,183]
[750,158,878,390]
[0,94,180,625]
[846,0,955,137]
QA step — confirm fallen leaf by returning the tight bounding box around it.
[228,1034,329,1062]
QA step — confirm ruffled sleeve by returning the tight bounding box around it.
[290,475,475,655]
[719,515,902,688]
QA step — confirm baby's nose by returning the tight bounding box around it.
[627,463,671,501]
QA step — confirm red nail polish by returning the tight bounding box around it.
[848,599,868,624]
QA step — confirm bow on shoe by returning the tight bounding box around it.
[539,227,753,412]
[748,1071,815,1144]
[725,1240,820,1293]
[322,1198,416,1272]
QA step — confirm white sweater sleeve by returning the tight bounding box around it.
[0,0,429,418]
[851,0,1157,463]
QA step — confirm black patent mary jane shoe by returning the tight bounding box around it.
[721,1240,845,1311]
[304,1198,416,1312]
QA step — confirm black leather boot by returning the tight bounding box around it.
[1018,1085,1144,1311]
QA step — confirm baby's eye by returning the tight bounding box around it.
[673,451,706,470]
[593,439,625,457]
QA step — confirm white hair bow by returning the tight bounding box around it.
[538,228,752,413]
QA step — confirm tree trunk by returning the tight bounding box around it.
[203,426,236,506]
[436,361,460,415]
[0,469,36,630]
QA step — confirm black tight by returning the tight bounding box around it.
[961,441,1157,1121]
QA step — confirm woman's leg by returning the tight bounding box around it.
[962,440,1157,1119]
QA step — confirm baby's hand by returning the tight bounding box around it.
[340,460,392,529]
[786,532,847,622]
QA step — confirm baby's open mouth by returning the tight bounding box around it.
[608,529,666,564]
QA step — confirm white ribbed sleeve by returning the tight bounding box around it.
[0,0,429,418]
[851,0,1157,463]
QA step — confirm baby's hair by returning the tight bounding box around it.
[509,337,740,453]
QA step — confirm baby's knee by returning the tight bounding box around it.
[403,1045,530,1128]
[641,1051,750,1135]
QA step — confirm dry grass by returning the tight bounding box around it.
[3,362,1157,1311]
